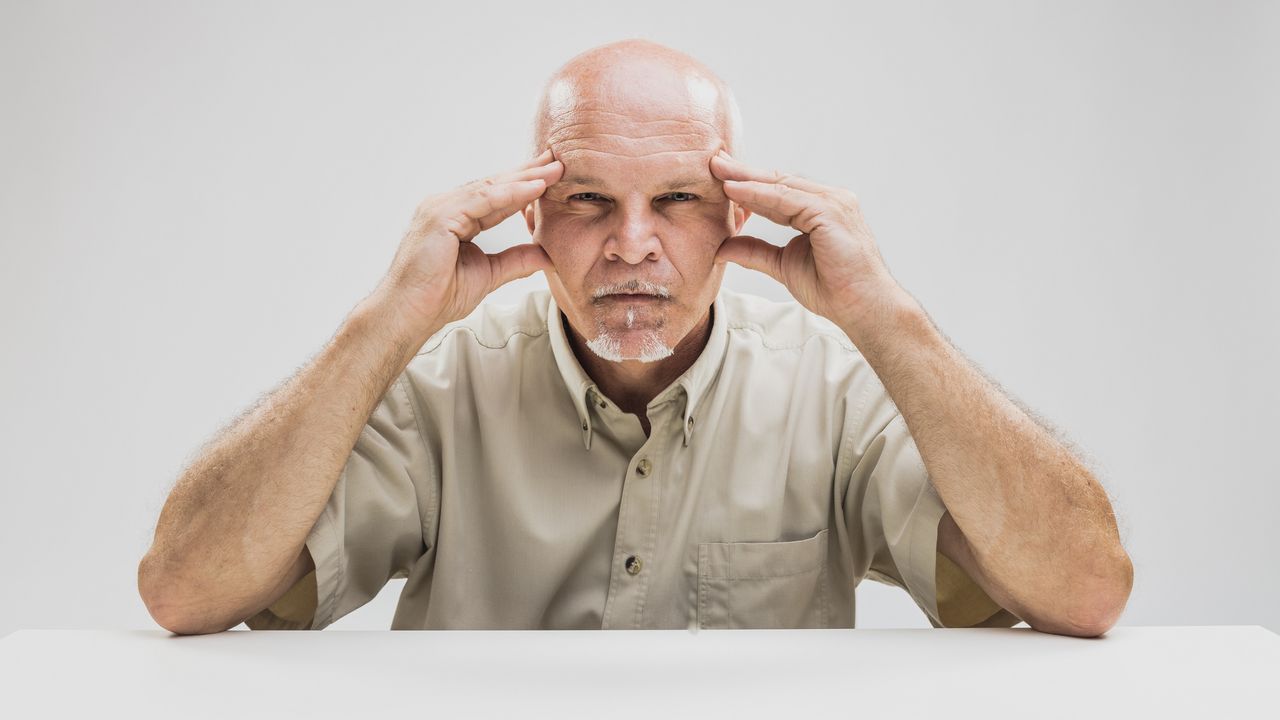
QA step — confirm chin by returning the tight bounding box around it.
[585,327,676,363]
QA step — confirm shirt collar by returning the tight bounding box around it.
[547,288,729,451]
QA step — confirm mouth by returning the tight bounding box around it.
[600,293,667,303]
[592,280,671,303]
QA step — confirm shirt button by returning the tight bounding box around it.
[625,555,643,575]
[636,458,652,477]
[687,416,694,430]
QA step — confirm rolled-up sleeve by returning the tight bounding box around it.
[244,372,432,631]
[848,411,1021,629]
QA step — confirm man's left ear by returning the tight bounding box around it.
[732,203,752,234]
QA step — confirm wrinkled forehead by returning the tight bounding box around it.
[551,111,721,167]
[547,111,732,190]
[540,73,728,185]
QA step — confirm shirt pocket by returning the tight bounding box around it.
[697,527,830,629]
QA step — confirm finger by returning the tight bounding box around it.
[716,235,783,284]
[459,150,560,190]
[486,158,564,188]
[709,152,829,195]
[486,242,554,292]
[515,148,554,172]
[448,179,548,241]
[470,161,563,229]
[721,180,823,232]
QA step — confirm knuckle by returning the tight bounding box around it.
[443,215,471,239]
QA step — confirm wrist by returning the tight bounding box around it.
[346,287,442,365]
[836,281,925,351]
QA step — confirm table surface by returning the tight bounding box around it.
[1,625,1276,719]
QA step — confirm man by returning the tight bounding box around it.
[138,39,1133,636]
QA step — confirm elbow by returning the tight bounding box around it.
[1033,548,1135,639]
[137,553,233,636]
[1057,597,1127,638]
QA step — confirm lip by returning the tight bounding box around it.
[601,293,666,302]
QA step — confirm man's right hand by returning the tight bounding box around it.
[371,148,564,340]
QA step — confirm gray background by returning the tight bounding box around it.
[1,0,1275,638]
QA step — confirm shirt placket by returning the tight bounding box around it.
[595,391,669,630]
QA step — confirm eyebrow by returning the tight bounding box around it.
[560,175,717,192]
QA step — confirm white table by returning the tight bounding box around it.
[1,626,1276,718]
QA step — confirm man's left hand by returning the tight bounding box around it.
[710,150,913,340]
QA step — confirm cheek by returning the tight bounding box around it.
[686,208,735,249]
[534,216,597,272]
[680,200,735,235]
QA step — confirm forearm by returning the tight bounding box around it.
[138,288,436,631]
[843,289,1132,632]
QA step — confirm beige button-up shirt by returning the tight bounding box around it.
[245,286,1022,631]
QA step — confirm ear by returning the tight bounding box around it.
[523,203,537,237]
[732,203,752,234]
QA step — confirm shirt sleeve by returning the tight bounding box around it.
[847,411,1022,629]
[243,372,432,631]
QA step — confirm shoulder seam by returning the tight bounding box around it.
[415,322,550,356]
[725,320,857,353]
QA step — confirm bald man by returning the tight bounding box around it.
[138,40,1133,637]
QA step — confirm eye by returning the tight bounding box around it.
[664,192,698,202]
[569,192,606,202]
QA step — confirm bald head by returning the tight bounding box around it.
[530,39,742,157]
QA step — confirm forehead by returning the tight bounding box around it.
[548,108,722,190]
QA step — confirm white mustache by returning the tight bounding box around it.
[592,279,671,300]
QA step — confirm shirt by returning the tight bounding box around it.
[244,286,1022,631]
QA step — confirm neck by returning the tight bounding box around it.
[564,304,713,418]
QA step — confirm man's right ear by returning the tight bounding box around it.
[523,204,536,237]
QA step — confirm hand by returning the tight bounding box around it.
[373,149,564,337]
[709,150,910,338]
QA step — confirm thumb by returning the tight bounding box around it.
[717,235,783,284]
[486,242,554,292]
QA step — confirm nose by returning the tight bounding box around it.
[603,204,663,264]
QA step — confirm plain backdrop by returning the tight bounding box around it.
[1,0,1276,639]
